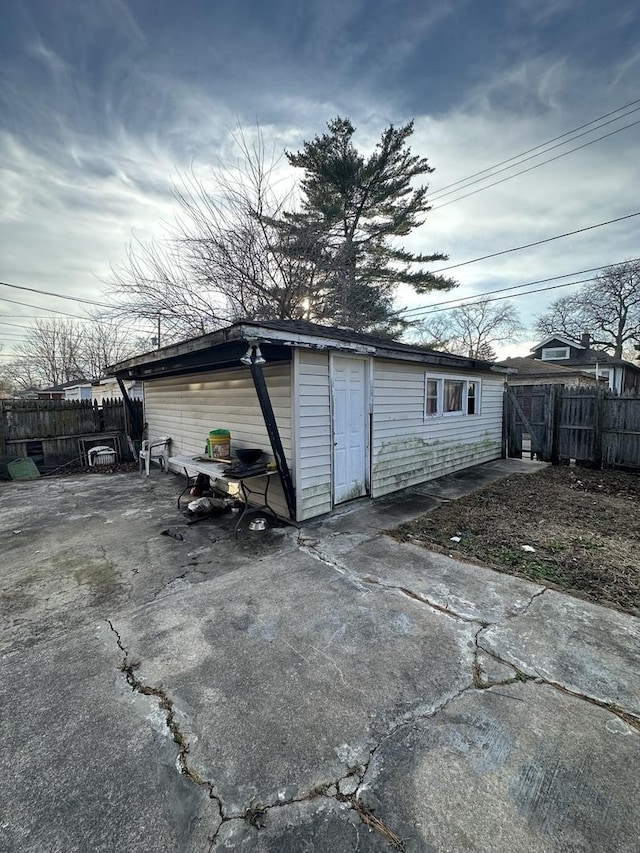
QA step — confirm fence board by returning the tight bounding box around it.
[506,385,640,470]
[0,398,142,467]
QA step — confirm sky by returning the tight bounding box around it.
[1,0,639,360]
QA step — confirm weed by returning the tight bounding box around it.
[244,798,267,829]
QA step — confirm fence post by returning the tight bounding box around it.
[593,388,605,469]
[547,385,562,464]
[503,388,522,459]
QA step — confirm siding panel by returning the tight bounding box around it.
[144,362,293,519]
[296,349,332,520]
[371,360,503,497]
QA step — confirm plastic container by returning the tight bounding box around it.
[88,446,118,466]
[207,429,231,459]
[8,458,41,481]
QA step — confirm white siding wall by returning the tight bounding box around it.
[371,360,503,498]
[143,362,293,519]
[295,349,333,520]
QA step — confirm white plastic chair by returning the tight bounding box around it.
[138,436,171,476]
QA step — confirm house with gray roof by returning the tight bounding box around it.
[529,333,640,393]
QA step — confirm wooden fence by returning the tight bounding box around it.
[504,385,640,469]
[0,398,144,469]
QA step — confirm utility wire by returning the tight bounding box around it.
[428,211,640,274]
[401,256,640,317]
[0,279,113,308]
[429,96,640,196]
[409,277,599,318]
[0,294,96,321]
[431,107,640,201]
[0,320,36,330]
[431,118,640,210]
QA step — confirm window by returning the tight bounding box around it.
[444,379,464,414]
[541,346,570,360]
[467,381,479,415]
[425,378,439,415]
[424,376,481,418]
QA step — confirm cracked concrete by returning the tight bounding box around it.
[1,459,639,851]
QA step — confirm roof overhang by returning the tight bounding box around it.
[531,334,584,351]
[108,322,509,380]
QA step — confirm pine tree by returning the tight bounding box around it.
[279,117,456,335]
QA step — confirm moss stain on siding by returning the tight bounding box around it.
[373,433,498,488]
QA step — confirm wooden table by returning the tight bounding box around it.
[168,455,280,537]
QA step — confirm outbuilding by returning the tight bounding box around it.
[109,319,508,522]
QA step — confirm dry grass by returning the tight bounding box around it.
[391,465,640,616]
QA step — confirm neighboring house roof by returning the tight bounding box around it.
[496,357,605,382]
[530,334,640,371]
[109,318,510,378]
[532,334,585,351]
[41,378,90,391]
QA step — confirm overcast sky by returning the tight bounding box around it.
[1,0,639,358]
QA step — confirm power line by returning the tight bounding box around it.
[429,105,640,203]
[0,294,96,321]
[403,253,640,321]
[410,277,599,319]
[429,96,640,197]
[428,211,640,274]
[0,320,36,330]
[0,279,113,308]
[402,256,640,317]
[431,118,640,210]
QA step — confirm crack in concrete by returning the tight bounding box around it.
[297,538,371,593]
[151,568,212,600]
[471,626,532,690]
[475,632,640,731]
[372,578,488,627]
[107,619,224,825]
[507,586,548,619]
[107,617,403,851]
[205,763,409,851]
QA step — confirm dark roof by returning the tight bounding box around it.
[109,318,509,378]
[531,334,639,371]
[238,318,455,358]
[561,346,639,370]
[496,357,595,377]
[42,378,90,391]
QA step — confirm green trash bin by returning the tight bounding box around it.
[8,458,41,481]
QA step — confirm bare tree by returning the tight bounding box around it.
[5,319,140,389]
[535,260,640,358]
[415,300,524,360]
[108,128,317,342]
[80,320,143,380]
[108,119,457,339]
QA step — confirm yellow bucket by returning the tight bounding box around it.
[207,429,231,459]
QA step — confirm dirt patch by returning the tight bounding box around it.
[391,466,640,616]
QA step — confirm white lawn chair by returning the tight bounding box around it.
[138,436,171,476]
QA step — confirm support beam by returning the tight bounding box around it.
[248,359,296,520]
[117,378,144,445]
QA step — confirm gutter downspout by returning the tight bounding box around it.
[242,344,296,520]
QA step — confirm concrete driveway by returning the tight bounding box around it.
[1,461,638,852]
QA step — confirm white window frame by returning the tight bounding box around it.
[541,346,570,360]
[424,375,482,419]
[466,379,480,416]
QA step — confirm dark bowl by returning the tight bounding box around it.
[235,448,263,465]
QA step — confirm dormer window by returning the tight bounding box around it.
[541,346,570,360]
